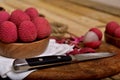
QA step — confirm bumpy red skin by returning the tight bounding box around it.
[89,28,102,40]
[9,9,30,26]
[84,41,101,49]
[32,17,51,39]
[114,27,120,38]
[0,21,17,43]
[0,11,10,24]
[105,21,119,36]
[18,21,37,42]
[25,7,39,20]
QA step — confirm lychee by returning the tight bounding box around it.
[25,7,39,20]
[83,28,102,48]
[32,17,51,39]
[114,27,120,38]
[105,21,119,35]
[18,21,37,42]
[83,31,99,43]
[9,9,30,26]
[0,11,10,24]
[89,28,102,40]
[0,21,17,43]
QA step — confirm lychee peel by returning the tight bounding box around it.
[89,28,102,40]
[79,47,95,53]
[9,9,30,26]
[32,17,51,39]
[0,21,17,43]
[105,21,119,35]
[114,27,120,38]
[0,11,10,24]
[84,41,101,49]
[25,7,39,20]
[18,21,37,42]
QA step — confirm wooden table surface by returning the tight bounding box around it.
[1,0,120,80]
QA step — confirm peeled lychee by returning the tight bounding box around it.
[9,9,30,26]
[83,31,99,43]
[89,28,102,40]
[83,28,102,48]
[105,21,119,35]
[32,17,51,39]
[18,21,37,42]
[25,7,39,20]
[0,11,10,24]
[114,27,120,38]
[0,21,17,43]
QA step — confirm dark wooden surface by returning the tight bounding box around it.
[1,0,120,80]
[24,41,120,80]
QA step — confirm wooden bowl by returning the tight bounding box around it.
[104,32,120,48]
[0,37,49,59]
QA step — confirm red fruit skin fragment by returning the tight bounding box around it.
[84,41,101,49]
[79,47,95,53]
[66,48,80,55]
[66,47,95,55]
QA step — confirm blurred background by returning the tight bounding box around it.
[0,0,120,80]
[92,0,120,8]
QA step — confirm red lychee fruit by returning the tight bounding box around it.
[105,21,119,35]
[114,27,120,38]
[83,28,102,48]
[0,11,10,24]
[89,28,102,40]
[18,21,37,42]
[32,17,51,39]
[25,7,39,20]
[0,21,17,43]
[9,9,30,26]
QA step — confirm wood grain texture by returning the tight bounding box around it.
[19,0,104,27]
[1,0,120,80]
[24,42,120,80]
[69,0,120,17]
[44,0,120,24]
[0,37,49,59]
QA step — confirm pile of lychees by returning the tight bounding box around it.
[105,21,120,37]
[0,7,51,43]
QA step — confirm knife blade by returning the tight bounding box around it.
[12,52,115,73]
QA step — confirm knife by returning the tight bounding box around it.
[12,52,115,73]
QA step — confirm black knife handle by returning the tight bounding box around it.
[26,55,72,66]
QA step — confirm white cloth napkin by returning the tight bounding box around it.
[0,39,74,80]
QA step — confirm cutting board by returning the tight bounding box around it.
[24,42,120,80]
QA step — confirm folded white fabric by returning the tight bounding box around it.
[0,39,74,80]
